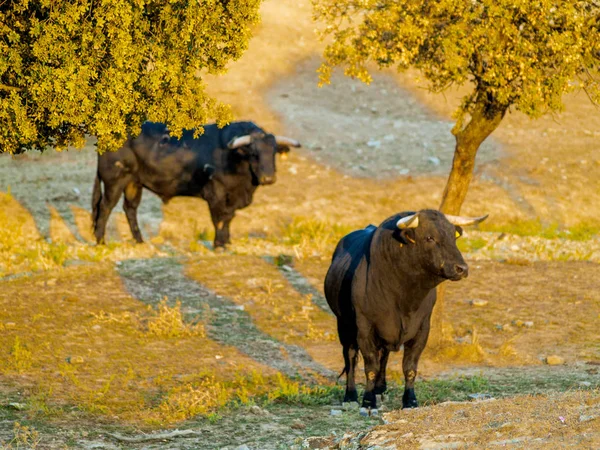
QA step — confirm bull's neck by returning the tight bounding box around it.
[369,230,442,300]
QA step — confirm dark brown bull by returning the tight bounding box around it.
[92,121,300,248]
[324,209,487,415]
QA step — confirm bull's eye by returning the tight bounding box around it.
[426,236,435,243]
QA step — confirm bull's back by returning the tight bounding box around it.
[324,225,376,317]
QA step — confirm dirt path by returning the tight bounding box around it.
[117,257,332,378]
[263,256,332,315]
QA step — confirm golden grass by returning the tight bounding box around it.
[0,265,272,425]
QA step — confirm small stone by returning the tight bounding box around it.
[427,156,441,166]
[545,355,565,365]
[235,445,251,450]
[510,245,520,251]
[330,409,343,416]
[402,432,414,438]
[469,393,494,401]
[470,299,488,307]
[8,402,27,410]
[5,322,16,328]
[579,381,592,387]
[367,139,381,148]
[68,356,84,364]
[249,405,270,416]
[579,415,596,423]
[291,419,306,430]
[524,321,534,328]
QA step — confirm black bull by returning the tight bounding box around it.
[92,121,300,248]
[324,209,487,414]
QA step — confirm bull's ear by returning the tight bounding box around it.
[393,228,416,245]
[455,226,464,238]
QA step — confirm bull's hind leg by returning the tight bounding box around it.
[358,336,380,413]
[374,348,390,396]
[94,181,126,244]
[123,182,144,243]
[342,345,359,403]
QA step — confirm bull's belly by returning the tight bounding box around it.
[376,318,425,351]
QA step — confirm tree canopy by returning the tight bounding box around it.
[0,0,262,154]
[315,0,600,127]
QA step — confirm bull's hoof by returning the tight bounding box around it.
[343,389,358,403]
[374,382,387,395]
[359,407,378,417]
[362,392,377,410]
[213,245,226,253]
[402,388,418,409]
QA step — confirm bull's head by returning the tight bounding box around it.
[396,210,488,281]
[228,132,301,186]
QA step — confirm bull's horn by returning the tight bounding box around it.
[396,214,419,229]
[444,214,489,226]
[228,135,252,149]
[275,136,301,147]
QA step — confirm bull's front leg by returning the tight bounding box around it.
[401,314,431,409]
[209,205,235,249]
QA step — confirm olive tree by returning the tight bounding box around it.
[314,0,600,344]
[0,0,262,154]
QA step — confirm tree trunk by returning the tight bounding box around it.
[428,98,507,348]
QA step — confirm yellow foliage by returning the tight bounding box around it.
[0,0,262,154]
[315,0,600,121]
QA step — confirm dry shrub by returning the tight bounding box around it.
[5,337,33,373]
[146,298,205,339]
[436,329,486,363]
[158,377,230,422]
[92,298,205,339]
[1,422,41,450]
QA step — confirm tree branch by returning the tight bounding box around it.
[107,429,202,443]
[0,83,22,92]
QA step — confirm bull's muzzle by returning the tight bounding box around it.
[451,263,469,280]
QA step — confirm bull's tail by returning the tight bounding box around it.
[91,171,102,232]
[337,365,348,381]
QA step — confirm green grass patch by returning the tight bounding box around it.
[457,237,487,253]
[480,218,600,241]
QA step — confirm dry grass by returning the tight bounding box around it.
[345,390,600,449]
[0,265,272,425]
